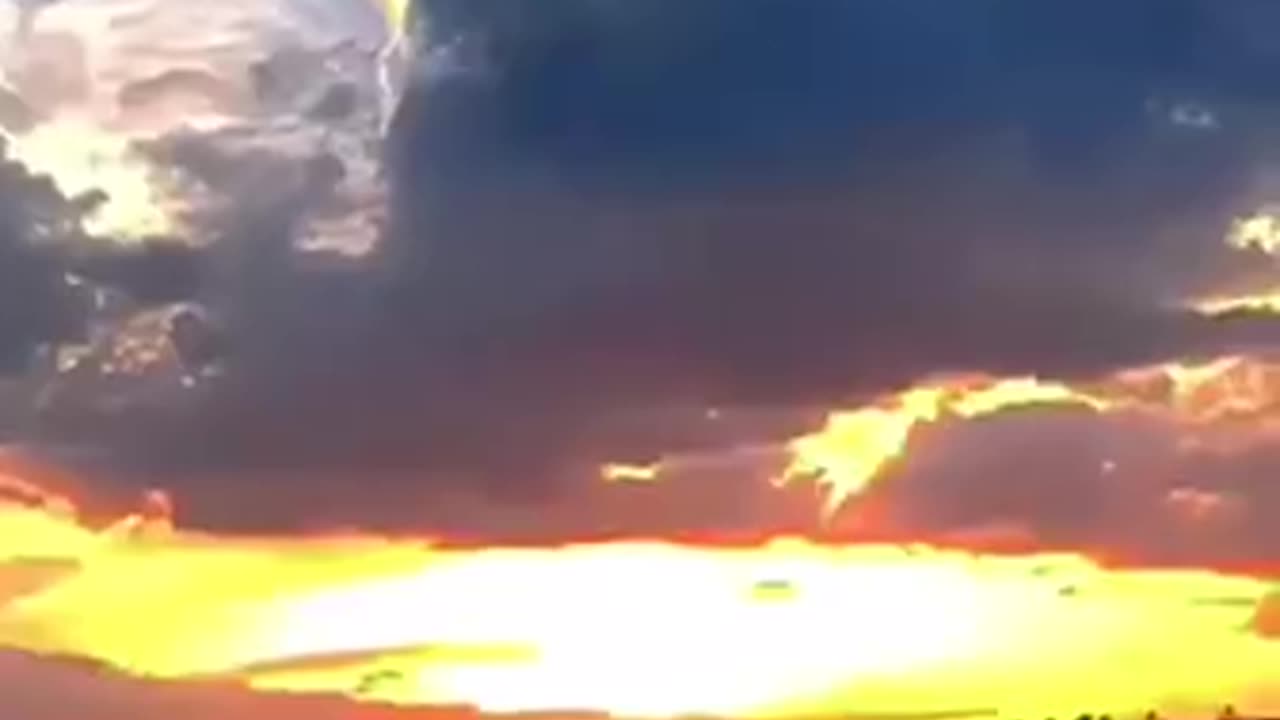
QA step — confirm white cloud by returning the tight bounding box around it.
[0,0,404,247]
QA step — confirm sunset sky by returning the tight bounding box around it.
[1,2,1279,717]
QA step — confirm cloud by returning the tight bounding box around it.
[375,0,1280,403]
[0,0,395,432]
[188,9,1280,460]
[0,139,91,372]
[6,1,1280,544]
[824,403,1280,565]
[0,135,210,372]
[0,649,473,720]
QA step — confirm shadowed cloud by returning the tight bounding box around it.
[6,1,1280,544]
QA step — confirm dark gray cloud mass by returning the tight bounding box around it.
[7,1,1280,540]
[0,137,205,373]
[842,405,1280,566]
[0,143,74,373]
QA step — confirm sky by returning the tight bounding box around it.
[3,1,1280,555]
[0,650,463,720]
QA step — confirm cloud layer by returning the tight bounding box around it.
[5,1,1280,548]
[0,650,472,720]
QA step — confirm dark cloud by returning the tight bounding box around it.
[1,140,208,340]
[0,135,211,450]
[9,1,1280,540]
[376,0,1279,401]
[259,19,1273,414]
[833,405,1280,565]
[0,138,87,372]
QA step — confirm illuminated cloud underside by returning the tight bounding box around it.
[0,489,1277,719]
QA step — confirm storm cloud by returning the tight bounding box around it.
[375,0,1280,418]
[6,1,1280,542]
